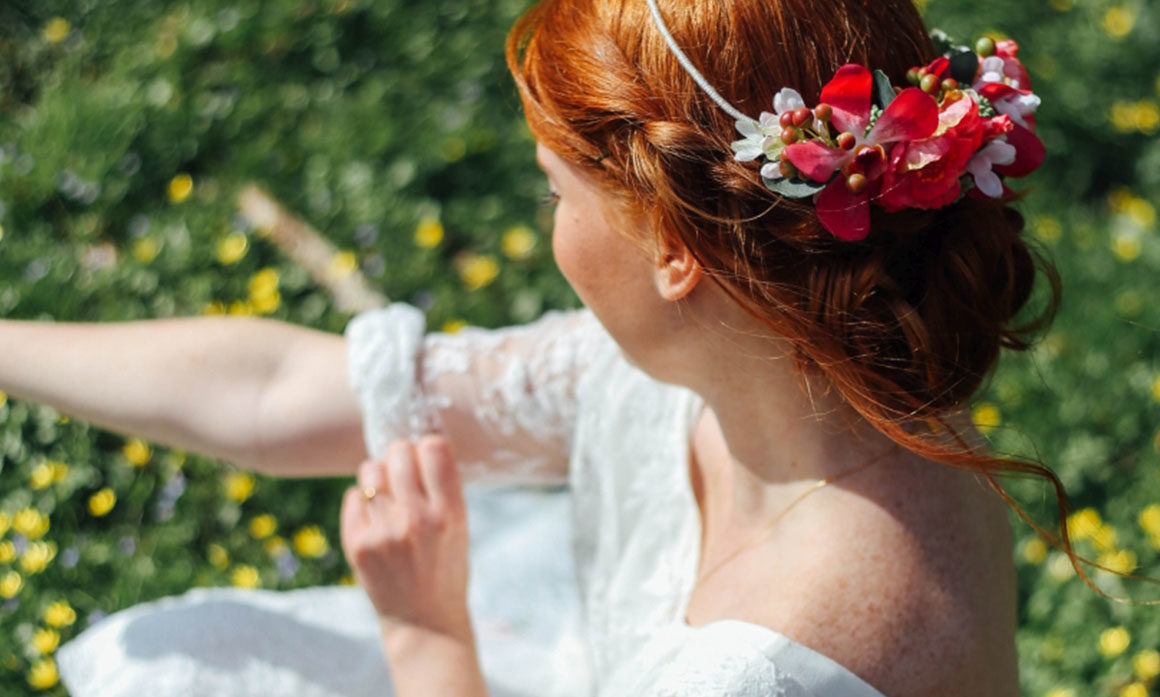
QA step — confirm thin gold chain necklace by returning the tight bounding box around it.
[694,446,896,588]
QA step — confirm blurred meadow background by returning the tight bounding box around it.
[0,0,1158,695]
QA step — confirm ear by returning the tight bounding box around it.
[653,237,703,302]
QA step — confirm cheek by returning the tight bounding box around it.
[551,212,599,301]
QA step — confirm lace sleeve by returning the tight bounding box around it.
[345,303,608,485]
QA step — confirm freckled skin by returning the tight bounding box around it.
[687,415,1020,697]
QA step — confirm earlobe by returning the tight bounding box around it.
[654,240,703,302]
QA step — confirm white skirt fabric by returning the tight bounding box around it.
[58,487,587,697]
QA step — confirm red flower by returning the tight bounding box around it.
[879,95,984,212]
[784,64,939,240]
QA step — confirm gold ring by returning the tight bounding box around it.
[361,486,379,501]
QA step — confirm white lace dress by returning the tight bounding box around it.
[58,304,886,697]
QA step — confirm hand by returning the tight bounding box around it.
[340,436,472,643]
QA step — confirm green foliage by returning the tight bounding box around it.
[920,2,1160,695]
[0,0,1158,695]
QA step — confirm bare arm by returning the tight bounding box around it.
[0,316,366,477]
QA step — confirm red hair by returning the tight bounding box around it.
[505,0,1102,583]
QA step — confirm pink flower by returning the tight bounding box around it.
[784,64,939,240]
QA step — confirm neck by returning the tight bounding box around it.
[653,282,899,523]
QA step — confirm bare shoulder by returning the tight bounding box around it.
[756,460,1020,697]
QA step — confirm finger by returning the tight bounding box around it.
[357,459,389,497]
[339,486,368,560]
[385,440,424,503]
[417,434,464,514]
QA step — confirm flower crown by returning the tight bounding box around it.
[645,0,1045,241]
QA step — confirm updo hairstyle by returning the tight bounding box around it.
[507,0,1067,546]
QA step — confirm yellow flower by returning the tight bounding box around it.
[1047,552,1076,582]
[1133,649,1160,681]
[249,268,279,293]
[339,574,356,586]
[1134,102,1160,135]
[1091,523,1118,552]
[1100,627,1132,658]
[1151,377,1160,403]
[27,657,59,690]
[1103,7,1136,38]
[329,250,358,279]
[501,225,537,260]
[224,472,256,503]
[0,511,8,536]
[249,514,277,539]
[217,234,249,264]
[0,571,23,598]
[441,319,467,334]
[264,536,288,557]
[231,565,261,589]
[0,542,14,563]
[1112,233,1141,263]
[249,268,281,313]
[457,253,500,291]
[133,237,160,264]
[1098,549,1137,575]
[971,403,1000,434]
[1120,683,1147,697]
[13,508,50,539]
[293,526,329,558]
[1022,538,1048,565]
[1127,197,1157,228]
[42,18,70,44]
[1066,508,1101,542]
[414,219,444,249]
[167,174,194,204]
[123,438,152,467]
[20,542,57,574]
[203,301,226,315]
[1034,217,1062,243]
[1112,102,1139,133]
[1044,688,1075,697]
[228,300,255,316]
[43,601,77,628]
[29,462,55,490]
[207,543,229,569]
[31,628,60,655]
[88,488,116,517]
[1139,504,1160,536]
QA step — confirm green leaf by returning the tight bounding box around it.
[873,69,897,109]
[763,176,827,198]
[949,49,980,85]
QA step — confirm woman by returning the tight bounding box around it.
[5,0,1055,695]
